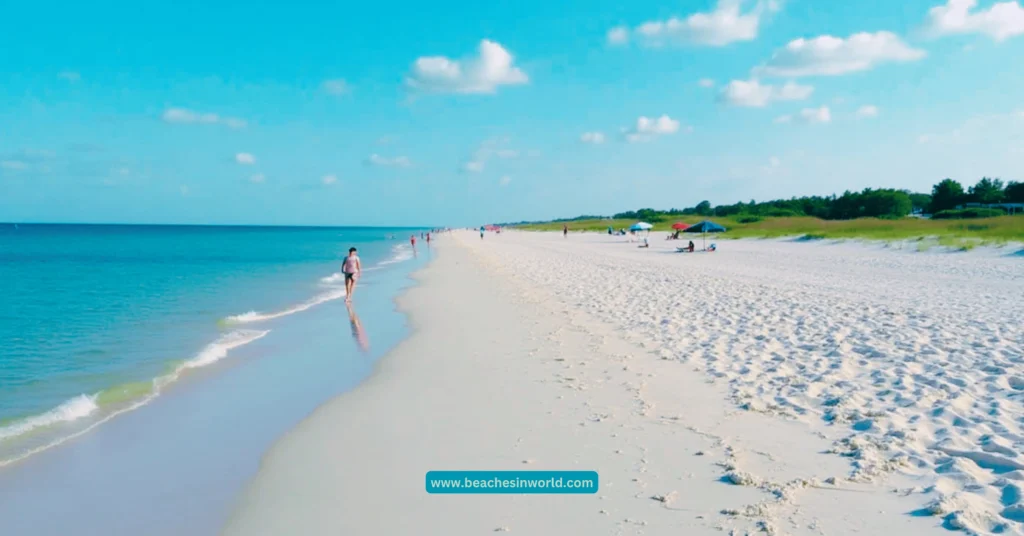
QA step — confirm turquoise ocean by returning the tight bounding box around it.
[0,223,428,535]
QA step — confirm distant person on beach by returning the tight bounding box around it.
[410,235,417,247]
[426,232,431,244]
[563,224,568,238]
[688,240,695,253]
[480,226,485,239]
[342,247,361,302]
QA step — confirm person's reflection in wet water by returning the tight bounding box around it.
[346,301,370,353]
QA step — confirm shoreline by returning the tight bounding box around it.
[0,239,429,536]
[223,233,954,535]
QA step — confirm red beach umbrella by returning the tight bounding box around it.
[671,222,689,230]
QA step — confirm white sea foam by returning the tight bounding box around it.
[320,272,345,285]
[0,394,99,442]
[179,329,269,370]
[0,329,270,468]
[378,244,413,266]
[224,289,347,324]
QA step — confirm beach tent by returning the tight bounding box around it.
[682,220,726,250]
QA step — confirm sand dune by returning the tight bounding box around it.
[225,231,1022,535]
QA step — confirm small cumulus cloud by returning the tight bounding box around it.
[1,160,28,170]
[235,152,256,165]
[460,137,523,172]
[162,107,248,129]
[719,79,813,107]
[462,160,485,173]
[322,174,338,186]
[406,40,528,94]
[607,26,630,45]
[856,105,880,118]
[322,79,350,95]
[366,154,412,167]
[612,0,781,48]
[775,106,831,125]
[580,131,606,144]
[758,32,925,77]
[924,0,1024,41]
[495,149,519,159]
[624,115,685,142]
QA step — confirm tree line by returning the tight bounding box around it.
[611,177,1023,222]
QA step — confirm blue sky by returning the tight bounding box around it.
[1,0,1023,226]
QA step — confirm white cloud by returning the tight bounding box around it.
[1,160,28,170]
[460,138,523,171]
[322,79,350,95]
[856,105,880,118]
[759,32,926,77]
[624,115,685,142]
[162,108,248,129]
[925,0,1024,41]
[622,0,780,47]
[495,149,519,159]
[698,78,716,88]
[499,175,512,186]
[322,174,338,185]
[58,71,81,82]
[607,26,630,45]
[774,106,831,125]
[366,154,412,167]
[580,131,606,144]
[249,173,266,183]
[406,40,528,94]
[799,106,832,124]
[235,152,256,165]
[719,79,814,107]
[462,161,485,173]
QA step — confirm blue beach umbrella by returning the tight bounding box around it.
[683,220,726,249]
[628,222,653,232]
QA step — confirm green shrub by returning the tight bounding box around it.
[765,208,800,217]
[932,208,1005,220]
[736,215,763,223]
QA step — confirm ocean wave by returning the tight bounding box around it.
[378,244,413,266]
[0,394,99,443]
[0,329,269,468]
[179,329,268,369]
[320,272,345,285]
[222,289,346,324]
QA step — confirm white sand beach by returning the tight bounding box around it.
[224,232,1024,536]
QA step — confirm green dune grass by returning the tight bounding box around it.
[518,215,1024,243]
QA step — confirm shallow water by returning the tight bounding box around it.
[0,224,433,535]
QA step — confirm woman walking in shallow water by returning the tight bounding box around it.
[342,247,361,302]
